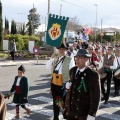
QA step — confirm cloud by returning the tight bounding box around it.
[2,0,45,6]
[2,0,120,28]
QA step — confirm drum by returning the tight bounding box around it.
[104,67,112,73]
[114,69,120,79]
[97,68,107,79]
[89,64,97,71]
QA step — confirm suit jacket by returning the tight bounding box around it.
[65,66,101,118]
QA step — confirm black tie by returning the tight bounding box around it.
[75,70,80,78]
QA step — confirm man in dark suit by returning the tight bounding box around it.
[65,49,101,120]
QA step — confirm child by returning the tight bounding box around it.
[10,65,30,119]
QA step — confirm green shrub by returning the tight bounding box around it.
[5,34,41,50]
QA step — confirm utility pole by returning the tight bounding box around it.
[45,17,46,31]
[101,19,103,43]
[60,4,62,16]
[32,4,35,35]
[94,4,98,42]
[48,0,50,15]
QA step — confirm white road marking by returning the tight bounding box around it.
[6,112,31,120]
[32,96,53,104]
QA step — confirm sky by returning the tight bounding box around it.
[2,0,120,30]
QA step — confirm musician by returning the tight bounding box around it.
[95,48,103,70]
[115,44,119,51]
[113,49,120,96]
[102,44,108,56]
[96,42,102,53]
[89,46,100,70]
[101,46,117,104]
[46,43,75,120]
[81,42,88,49]
[65,49,101,120]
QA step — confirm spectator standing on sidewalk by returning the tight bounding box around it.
[10,39,16,60]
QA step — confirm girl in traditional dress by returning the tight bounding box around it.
[10,65,30,118]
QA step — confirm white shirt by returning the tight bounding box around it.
[107,55,117,70]
[116,57,120,66]
[46,56,75,74]
[76,67,86,74]
[16,77,22,86]
[98,56,104,70]
[103,47,108,55]
[73,49,77,56]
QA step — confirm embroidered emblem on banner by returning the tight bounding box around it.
[49,23,61,40]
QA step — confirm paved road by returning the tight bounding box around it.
[0,60,120,120]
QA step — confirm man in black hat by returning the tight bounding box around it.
[46,43,75,120]
[65,49,101,120]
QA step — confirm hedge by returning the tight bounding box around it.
[4,34,41,50]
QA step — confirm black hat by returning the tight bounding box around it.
[108,46,113,50]
[18,65,25,72]
[115,44,119,47]
[57,43,68,49]
[76,49,91,58]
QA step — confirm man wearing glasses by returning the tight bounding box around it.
[88,46,100,70]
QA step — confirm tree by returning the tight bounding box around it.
[66,16,81,32]
[28,21,32,35]
[20,24,25,35]
[0,1,2,44]
[4,17,9,34]
[11,20,17,34]
[26,7,40,35]
[5,17,7,29]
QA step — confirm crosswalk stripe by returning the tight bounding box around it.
[97,110,120,120]
[6,112,31,120]
[32,96,53,104]
[7,95,120,120]
[100,102,120,110]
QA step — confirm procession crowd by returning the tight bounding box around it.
[0,40,120,120]
[46,40,120,120]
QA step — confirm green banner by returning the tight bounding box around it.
[46,14,69,47]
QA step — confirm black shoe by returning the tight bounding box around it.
[101,97,105,101]
[114,91,119,97]
[104,100,108,104]
[53,118,59,120]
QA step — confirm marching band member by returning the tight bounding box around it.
[88,46,100,70]
[65,49,100,120]
[102,44,108,56]
[115,44,120,51]
[46,43,75,120]
[101,46,117,104]
[113,49,120,96]
[95,48,103,70]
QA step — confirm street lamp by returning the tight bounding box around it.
[94,4,98,42]
[17,13,25,23]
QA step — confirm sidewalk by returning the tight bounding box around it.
[0,60,48,66]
